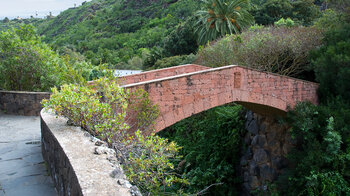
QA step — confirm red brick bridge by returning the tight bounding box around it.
[120,64,319,133]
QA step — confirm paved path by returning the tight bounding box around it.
[0,112,57,196]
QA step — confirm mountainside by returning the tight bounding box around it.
[36,0,201,68]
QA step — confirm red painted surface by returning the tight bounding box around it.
[122,65,319,132]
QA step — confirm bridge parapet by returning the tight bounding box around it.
[119,64,209,85]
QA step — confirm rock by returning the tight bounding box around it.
[249,160,259,176]
[244,147,253,160]
[260,124,266,134]
[94,146,115,156]
[253,149,268,164]
[259,164,276,182]
[242,182,251,195]
[248,176,259,189]
[130,186,142,196]
[110,167,124,179]
[247,120,259,135]
[246,110,254,122]
[244,133,251,145]
[244,172,249,182]
[91,137,108,147]
[251,135,267,148]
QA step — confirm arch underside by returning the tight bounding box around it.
[154,92,288,133]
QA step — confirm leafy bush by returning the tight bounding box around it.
[158,104,245,195]
[0,25,74,91]
[196,26,323,77]
[162,20,198,57]
[123,130,188,195]
[42,78,188,194]
[152,54,196,70]
[42,78,129,142]
[251,0,320,26]
[0,25,102,92]
[274,17,295,27]
[275,102,350,195]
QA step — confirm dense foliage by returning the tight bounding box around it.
[158,104,245,195]
[0,25,77,91]
[250,0,320,26]
[277,102,350,195]
[196,26,322,77]
[0,25,104,91]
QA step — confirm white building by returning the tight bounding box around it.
[114,70,142,77]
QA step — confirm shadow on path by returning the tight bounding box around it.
[0,112,57,196]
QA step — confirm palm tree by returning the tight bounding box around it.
[195,0,254,44]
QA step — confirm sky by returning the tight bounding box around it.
[0,0,92,19]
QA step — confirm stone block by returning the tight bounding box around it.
[253,149,269,164]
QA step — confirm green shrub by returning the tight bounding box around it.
[158,104,245,195]
[0,25,69,91]
[42,78,129,142]
[123,130,188,195]
[275,102,350,195]
[162,20,198,57]
[274,18,295,27]
[0,25,102,92]
[152,54,196,69]
[196,26,323,77]
[251,0,320,26]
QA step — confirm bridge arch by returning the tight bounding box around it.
[122,65,318,132]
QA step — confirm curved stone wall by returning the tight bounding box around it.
[41,110,138,196]
[0,90,50,116]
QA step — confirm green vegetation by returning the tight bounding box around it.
[0,25,98,91]
[196,26,322,77]
[250,0,320,26]
[158,104,245,195]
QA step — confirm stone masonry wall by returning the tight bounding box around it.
[240,111,295,195]
[41,110,139,196]
[120,64,209,85]
[123,65,318,132]
[0,90,50,116]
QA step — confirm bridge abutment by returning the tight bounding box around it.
[240,110,294,194]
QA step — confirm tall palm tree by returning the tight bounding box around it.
[195,0,254,44]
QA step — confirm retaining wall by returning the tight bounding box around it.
[41,110,138,196]
[0,90,50,116]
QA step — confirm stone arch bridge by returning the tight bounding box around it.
[119,64,318,133]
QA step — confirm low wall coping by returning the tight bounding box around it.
[0,90,50,94]
[41,110,135,195]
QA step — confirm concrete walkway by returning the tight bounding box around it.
[0,112,57,196]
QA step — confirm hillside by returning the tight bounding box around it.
[35,0,201,69]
